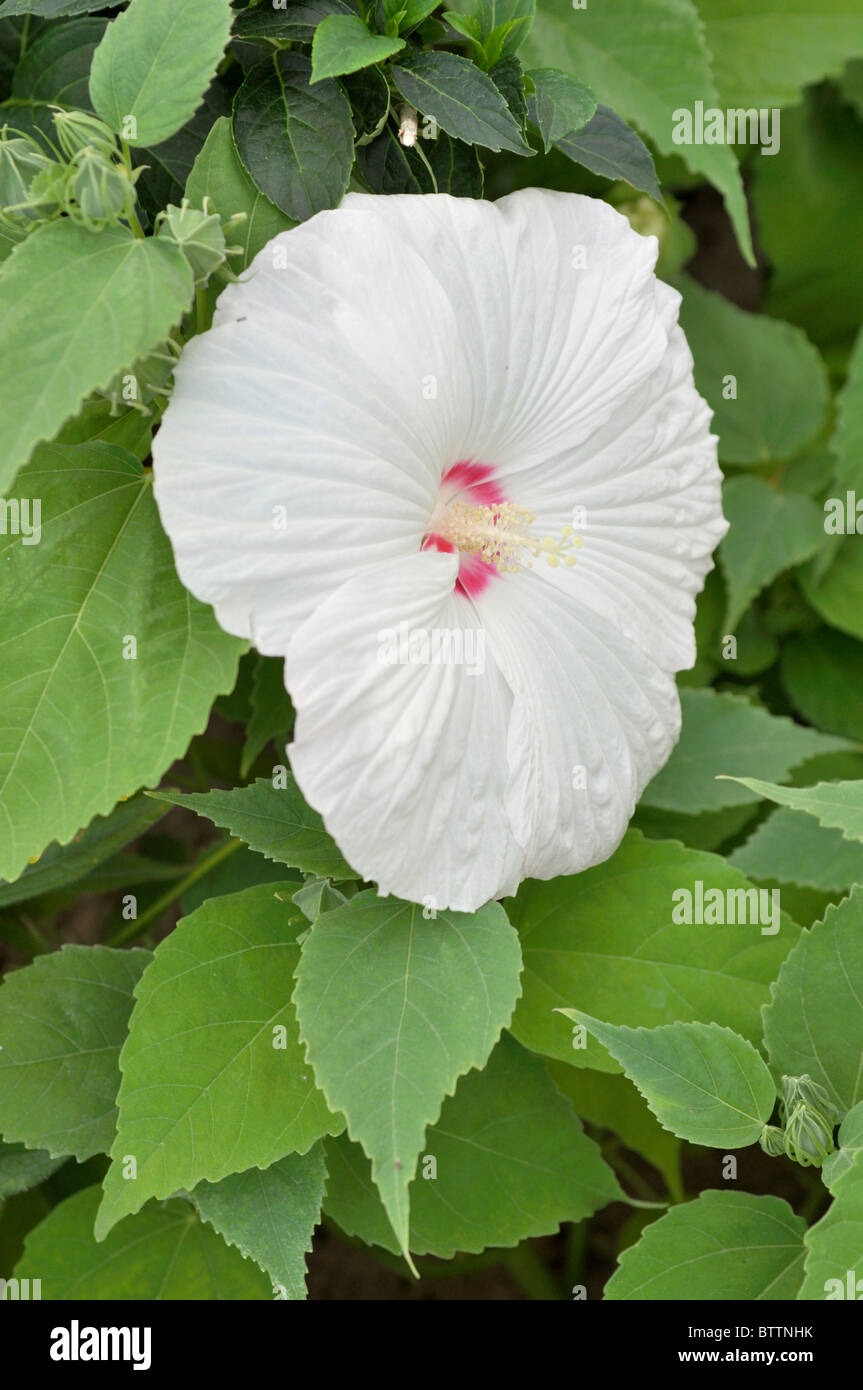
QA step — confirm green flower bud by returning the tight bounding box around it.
[52,108,119,163]
[759,1124,787,1158]
[156,201,227,284]
[0,133,55,224]
[780,1074,837,1124]
[67,148,137,229]
[783,1100,836,1168]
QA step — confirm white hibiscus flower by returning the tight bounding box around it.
[152,189,726,912]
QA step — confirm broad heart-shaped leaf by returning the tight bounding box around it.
[310,15,404,82]
[323,1034,621,1258]
[95,884,342,1242]
[390,50,532,154]
[553,104,662,201]
[0,444,245,883]
[697,0,863,110]
[293,891,522,1263]
[719,477,825,632]
[676,276,829,466]
[0,794,167,910]
[520,0,753,264]
[0,945,150,1161]
[526,67,595,149]
[0,222,193,493]
[730,807,863,896]
[186,117,295,269]
[560,1014,775,1147]
[151,777,353,880]
[782,630,863,744]
[799,1157,863,1299]
[194,1146,326,1300]
[606,1191,806,1301]
[0,1140,65,1199]
[640,689,853,817]
[507,830,799,1072]
[834,325,863,492]
[764,888,863,1118]
[17,1186,271,1300]
[723,777,863,845]
[233,51,354,221]
[89,0,232,147]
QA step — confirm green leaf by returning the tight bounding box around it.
[721,777,863,845]
[764,887,863,1117]
[241,657,294,778]
[185,116,295,269]
[560,1014,775,1147]
[181,844,297,917]
[606,1191,806,1300]
[554,103,662,201]
[730,807,863,895]
[0,1139,64,1199]
[293,890,522,1261]
[0,0,123,14]
[719,477,825,632]
[445,0,534,56]
[527,67,595,149]
[232,0,354,42]
[698,0,863,110]
[357,125,484,196]
[340,63,390,142]
[833,324,863,493]
[521,0,754,264]
[150,776,353,880]
[194,1146,326,1300]
[233,51,354,221]
[0,945,150,1160]
[324,1034,620,1257]
[802,541,863,644]
[507,829,799,1071]
[390,49,532,153]
[782,630,863,744]
[640,688,853,816]
[823,1101,863,1190]
[96,884,342,1241]
[12,15,104,108]
[799,1163,863,1299]
[0,794,167,910]
[89,0,232,147]
[0,222,193,493]
[676,276,830,466]
[0,444,244,882]
[310,15,403,82]
[17,1186,271,1299]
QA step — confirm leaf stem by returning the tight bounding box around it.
[106,837,242,947]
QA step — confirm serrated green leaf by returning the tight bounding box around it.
[293,890,522,1261]
[527,67,595,149]
[764,887,863,1117]
[0,945,150,1160]
[445,0,534,56]
[310,14,403,82]
[508,829,799,1071]
[0,444,245,882]
[560,1014,775,1147]
[698,0,863,111]
[823,1101,863,1190]
[0,1139,64,1199]
[391,49,532,153]
[640,689,853,816]
[799,1164,863,1299]
[521,0,754,263]
[323,1033,619,1257]
[0,0,122,14]
[194,1145,326,1300]
[186,116,295,269]
[722,777,863,845]
[802,540,863,643]
[11,14,104,109]
[676,276,829,466]
[340,63,390,142]
[782,630,863,744]
[719,477,825,632]
[555,104,663,201]
[96,884,342,1241]
[89,0,232,147]
[606,1190,806,1300]
[150,777,353,880]
[730,807,863,895]
[233,51,354,221]
[240,657,294,779]
[833,324,863,493]
[233,0,354,42]
[0,223,193,493]
[17,1186,271,1299]
[0,795,167,910]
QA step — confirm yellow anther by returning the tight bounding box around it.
[433,501,582,573]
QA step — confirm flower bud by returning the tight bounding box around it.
[759,1124,787,1158]
[67,148,137,228]
[52,108,119,163]
[156,202,227,283]
[0,133,55,224]
[783,1100,836,1167]
[780,1074,837,1123]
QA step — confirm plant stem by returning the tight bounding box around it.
[504,1242,560,1301]
[106,837,242,947]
